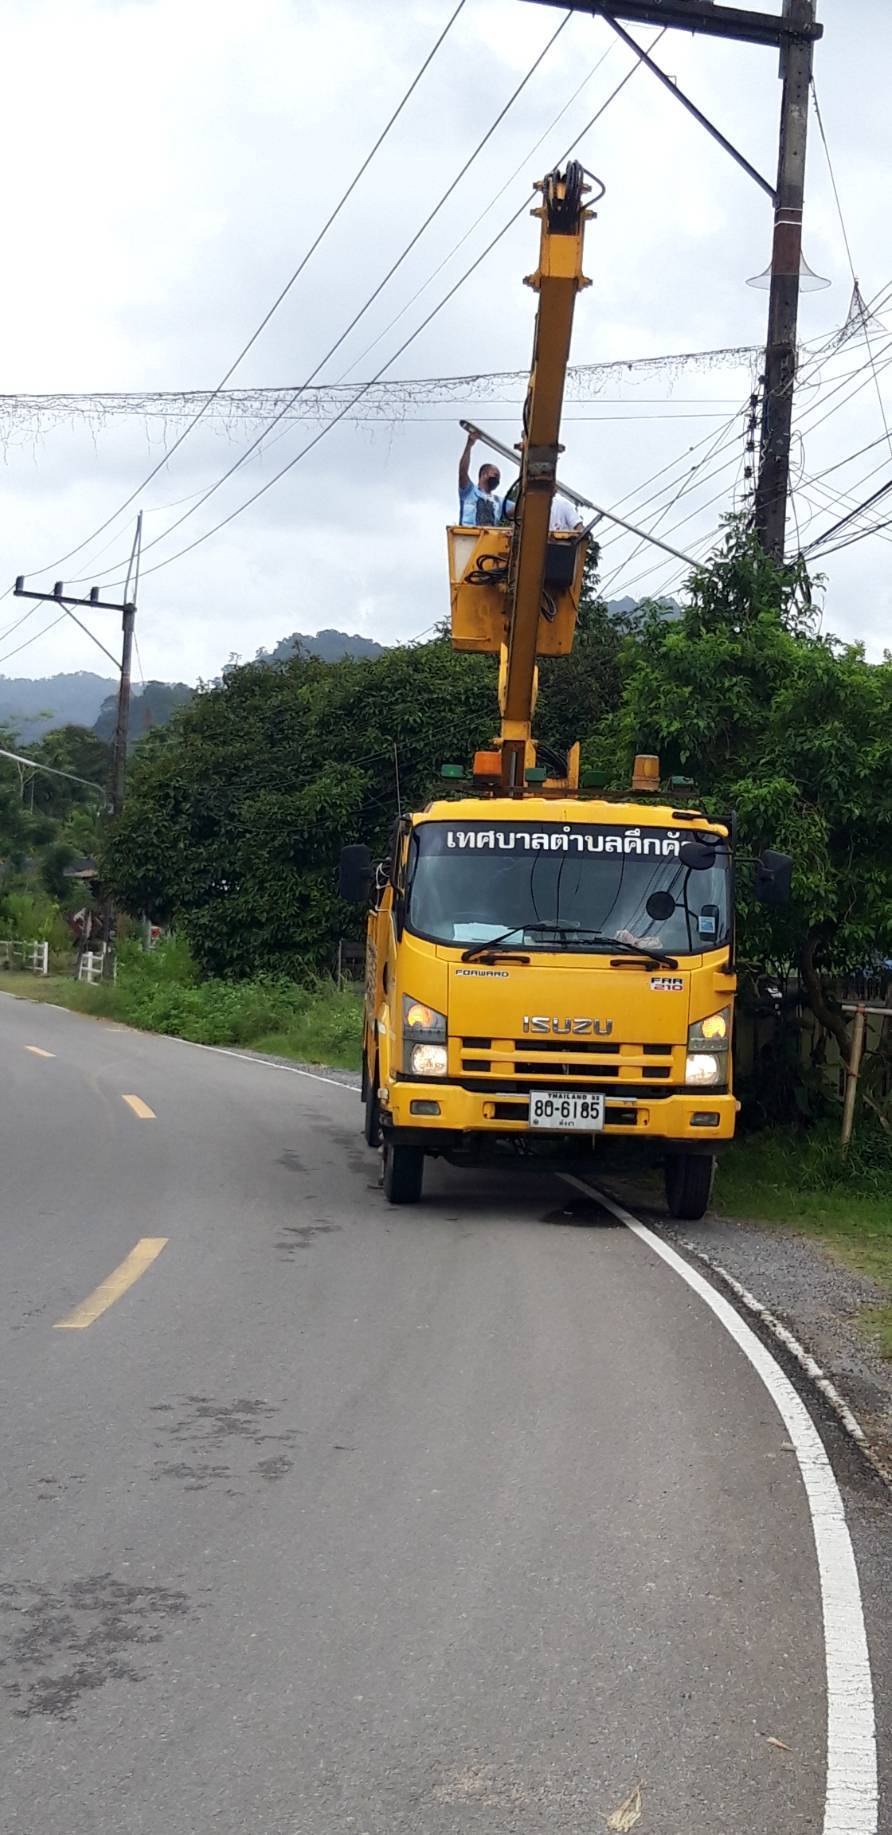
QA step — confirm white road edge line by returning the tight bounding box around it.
[0,990,359,1092]
[166,1034,358,1092]
[562,1175,878,1835]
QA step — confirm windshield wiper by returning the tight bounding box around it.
[602,937,679,968]
[519,923,679,967]
[460,929,532,963]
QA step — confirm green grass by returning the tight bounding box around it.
[716,1126,892,1355]
[0,970,74,1004]
[0,950,364,1071]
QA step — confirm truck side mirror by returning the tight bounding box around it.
[754,849,793,907]
[339,844,373,904]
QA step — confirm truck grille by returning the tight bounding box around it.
[457,1037,676,1085]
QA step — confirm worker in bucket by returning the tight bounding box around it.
[458,429,504,526]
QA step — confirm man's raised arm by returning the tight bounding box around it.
[458,429,477,493]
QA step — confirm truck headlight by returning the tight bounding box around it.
[410,1043,448,1077]
[402,995,446,1042]
[685,1009,730,1088]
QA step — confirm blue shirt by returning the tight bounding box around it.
[459,481,504,526]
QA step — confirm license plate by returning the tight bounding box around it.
[528,1090,604,1131]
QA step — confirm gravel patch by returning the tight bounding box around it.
[665,1212,892,1468]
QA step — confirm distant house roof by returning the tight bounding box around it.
[63,856,98,880]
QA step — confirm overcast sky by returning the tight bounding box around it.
[0,0,889,687]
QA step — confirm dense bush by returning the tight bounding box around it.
[62,939,362,1069]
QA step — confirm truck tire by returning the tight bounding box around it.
[664,1152,715,1221]
[364,1056,381,1150]
[382,1140,424,1205]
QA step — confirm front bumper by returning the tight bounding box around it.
[384,1080,738,1142]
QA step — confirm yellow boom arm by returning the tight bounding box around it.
[499,162,592,789]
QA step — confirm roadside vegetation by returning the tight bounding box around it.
[0,940,363,1070]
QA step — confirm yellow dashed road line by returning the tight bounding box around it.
[25,1045,55,1058]
[122,1094,156,1119]
[54,1238,168,1330]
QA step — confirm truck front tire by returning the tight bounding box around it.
[664,1152,715,1221]
[383,1140,424,1205]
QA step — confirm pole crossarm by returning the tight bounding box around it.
[13,578,136,615]
[518,2,822,47]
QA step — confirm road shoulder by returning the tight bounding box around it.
[664,1211,892,1476]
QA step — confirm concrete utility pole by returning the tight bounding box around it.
[754,0,818,560]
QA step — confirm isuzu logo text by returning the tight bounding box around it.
[522,1017,614,1036]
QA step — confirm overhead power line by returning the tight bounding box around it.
[802,471,892,556]
[0,610,69,669]
[21,0,468,581]
[337,31,621,382]
[62,9,579,589]
[811,79,892,464]
[66,25,666,594]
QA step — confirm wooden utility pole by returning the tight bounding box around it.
[12,574,139,814]
[110,597,136,819]
[12,555,139,974]
[522,1,823,564]
[754,0,819,560]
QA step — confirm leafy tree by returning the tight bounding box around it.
[102,642,497,977]
[604,520,892,1060]
[30,725,110,819]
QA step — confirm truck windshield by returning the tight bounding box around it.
[406,820,730,954]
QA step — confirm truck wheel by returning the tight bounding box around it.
[364,1056,381,1149]
[382,1140,424,1205]
[664,1152,715,1221]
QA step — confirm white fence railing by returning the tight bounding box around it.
[0,938,49,975]
[78,946,115,985]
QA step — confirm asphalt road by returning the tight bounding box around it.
[1,992,889,1835]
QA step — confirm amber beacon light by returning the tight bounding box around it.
[631,754,660,793]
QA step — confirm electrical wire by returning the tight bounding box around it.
[594,283,892,582]
[0,600,42,647]
[596,403,746,592]
[0,610,69,669]
[70,27,666,595]
[21,0,468,582]
[793,331,892,442]
[595,419,749,587]
[337,33,620,382]
[64,9,579,590]
[812,79,892,461]
[584,298,891,586]
[802,471,892,555]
